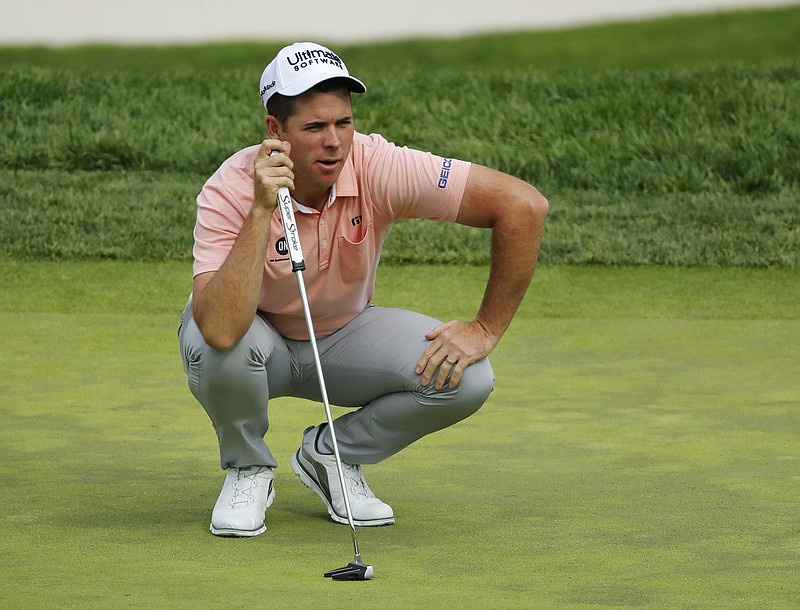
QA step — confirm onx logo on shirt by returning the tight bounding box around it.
[276,237,289,256]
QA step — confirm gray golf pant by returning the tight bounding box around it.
[178,301,494,469]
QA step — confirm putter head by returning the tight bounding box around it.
[324,561,374,581]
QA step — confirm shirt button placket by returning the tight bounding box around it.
[319,216,328,270]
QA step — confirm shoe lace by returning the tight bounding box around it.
[343,464,374,499]
[230,467,269,507]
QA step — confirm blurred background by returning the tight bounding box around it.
[3,0,798,45]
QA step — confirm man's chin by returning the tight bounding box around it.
[315,167,342,185]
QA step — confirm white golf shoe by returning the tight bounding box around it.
[210,466,275,537]
[290,425,395,527]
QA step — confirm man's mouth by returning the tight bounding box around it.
[317,159,339,171]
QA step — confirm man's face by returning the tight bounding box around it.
[269,88,355,202]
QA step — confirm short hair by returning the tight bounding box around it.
[267,78,353,127]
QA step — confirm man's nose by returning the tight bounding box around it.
[322,126,340,148]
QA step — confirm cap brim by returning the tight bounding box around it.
[278,74,366,98]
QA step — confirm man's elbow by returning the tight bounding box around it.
[203,330,241,352]
[193,308,243,352]
[521,185,549,231]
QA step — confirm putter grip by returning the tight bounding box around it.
[269,150,305,272]
[276,186,305,272]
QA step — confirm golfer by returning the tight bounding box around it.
[178,42,548,536]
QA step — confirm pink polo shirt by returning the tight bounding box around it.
[193,132,471,339]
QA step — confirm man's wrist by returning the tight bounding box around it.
[474,318,503,344]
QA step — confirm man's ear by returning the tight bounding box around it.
[265,115,282,139]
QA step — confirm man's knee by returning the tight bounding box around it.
[416,357,494,418]
[182,310,272,362]
[180,312,280,399]
[455,357,494,414]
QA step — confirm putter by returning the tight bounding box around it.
[273,173,374,582]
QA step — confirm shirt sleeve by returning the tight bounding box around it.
[359,134,471,223]
[192,151,256,278]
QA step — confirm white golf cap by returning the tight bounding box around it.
[259,42,366,108]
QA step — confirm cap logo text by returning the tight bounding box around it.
[260,80,276,99]
[286,48,344,72]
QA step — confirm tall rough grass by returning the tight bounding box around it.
[1,7,798,265]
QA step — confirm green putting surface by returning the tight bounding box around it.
[1,263,797,607]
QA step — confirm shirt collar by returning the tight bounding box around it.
[293,184,336,214]
[335,152,358,199]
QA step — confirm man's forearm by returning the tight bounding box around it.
[474,190,548,344]
[193,206,273,350]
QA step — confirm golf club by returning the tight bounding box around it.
[272,163,374,581]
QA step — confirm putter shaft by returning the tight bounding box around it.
[294,270,363,564]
